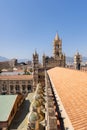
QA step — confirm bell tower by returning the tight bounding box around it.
[53,33,62,59]
[74,52,82,70]
[32,51,39,90]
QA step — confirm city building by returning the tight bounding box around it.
[0,75,33,95]
[0,94,24,130]
[0,59,18,70]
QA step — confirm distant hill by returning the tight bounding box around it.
[66,56,87,65]
[0,56,32,64]
[0,56,9,62]
[18,59,31,63]
[66,57,74,64]
[0,56,87,64]
[82,57,87,63]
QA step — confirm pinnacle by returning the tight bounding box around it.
[54,33,59,41]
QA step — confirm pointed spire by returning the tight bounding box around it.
[34,49,37,55]
[33,49,38,57]
[75,50,79,56]
[43,52,45,57]
[54,32,59,41]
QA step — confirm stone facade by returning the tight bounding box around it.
[0,75,33,95]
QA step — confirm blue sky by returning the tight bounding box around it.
[0,0,87,60]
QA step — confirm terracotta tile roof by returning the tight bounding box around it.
[47,67,87,130]
[0,75,33,80]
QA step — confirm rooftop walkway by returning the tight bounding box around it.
[47,67,87,130]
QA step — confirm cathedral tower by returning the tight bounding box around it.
[53,33,62,59]
[74,52,82,70]
[42,33,66,68]
[32,51,39,89]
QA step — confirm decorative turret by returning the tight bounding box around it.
[30,99,41,114]
[42,53,46,68]
[32,50,39,90]
[61,53,66,67]
[27,83,45,130]
[74,52,82,70]
[27,110,39,130]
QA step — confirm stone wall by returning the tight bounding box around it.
[0,79,33,95]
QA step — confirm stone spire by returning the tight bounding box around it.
[54,33,59,41]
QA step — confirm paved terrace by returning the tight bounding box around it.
[47,67,87,130]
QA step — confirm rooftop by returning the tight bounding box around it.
[47,67,87,130]
[0,75,33,80]
[0,95,17,121]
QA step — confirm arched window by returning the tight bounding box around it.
[2,86,7,91]
[22,85,26,90]
[15,85,20,93]
[27,85,31,92]
[56,52,59,56]
[78,63,80,70]
[10,85,14,91]
[2,85,7,94]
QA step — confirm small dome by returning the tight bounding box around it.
[31,99,41,109]
[37,86,44,91]
[35,94,42,99]
[28,111,39,123]
[36,93,45,100]
[34,95,43,104]
[36,83,43,89]
[36,89,43,95]
[34,93,43,98]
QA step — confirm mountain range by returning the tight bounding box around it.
[0,56,30,63]
[0,56,9,62]
[0,56,87,64]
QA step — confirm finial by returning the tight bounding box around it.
[76,49,79,55]
[54,32,60,41]
[34,48,37,55]
[43,52,45,57]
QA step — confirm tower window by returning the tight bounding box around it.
[56,45,59,49]
[56,52,59,56]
